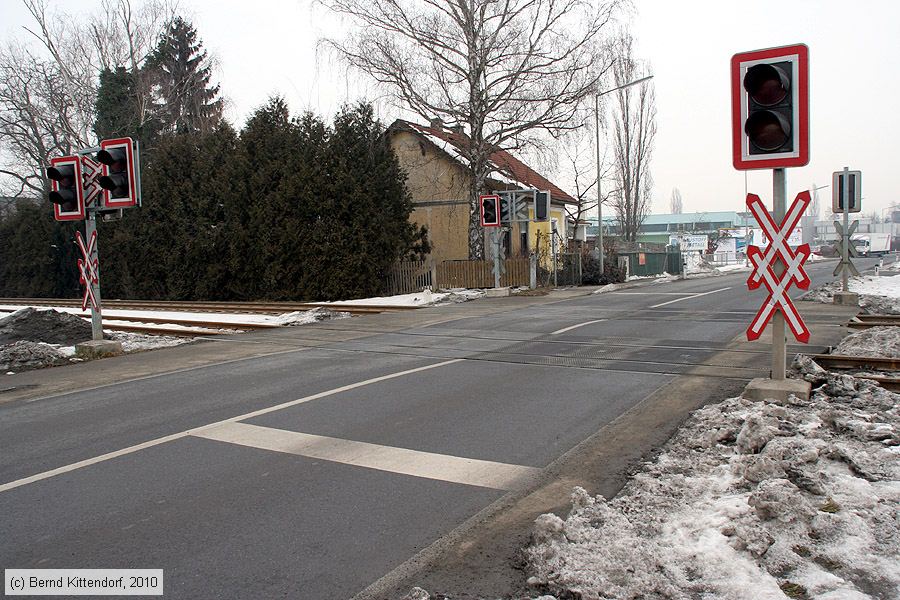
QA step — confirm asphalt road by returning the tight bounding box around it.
[0,257,890,599]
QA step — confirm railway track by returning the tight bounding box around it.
[847,314,900,329]
[0,298,418,336]
[0,298,418,315]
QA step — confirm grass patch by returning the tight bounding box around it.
[780,582,808,599]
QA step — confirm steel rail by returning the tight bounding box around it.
[0,298,418,315]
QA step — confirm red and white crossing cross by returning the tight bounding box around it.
[75,230,100,312]
[745,191,812,343]
[80,155,103,207]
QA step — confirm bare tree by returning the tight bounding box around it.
[609,33,656,242]
[669,187,683,214]
[554,126,616,244]
[320,0,621,259]
[0,0,174,197]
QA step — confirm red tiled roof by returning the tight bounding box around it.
[391,119,577,205]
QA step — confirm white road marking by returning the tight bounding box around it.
[649,287,732,309]
[192,422,540,491]
[551,319,607,335]
[608,292,694,296]
[0,359,463,494]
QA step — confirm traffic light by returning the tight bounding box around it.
[96,137,139,208]
[480,194,500,227]
[47,156,85,221]
[534,190,549,222]
[499,197,512,223]
[731,44,808,170]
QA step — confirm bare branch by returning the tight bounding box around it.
[319,0,622,258]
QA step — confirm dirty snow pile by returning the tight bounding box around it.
[834,326,900,359]
[801,273,900,314]
[0,308,193,372]
[436,288,488,304]
[274,307,351,326]
[525,374,899,600]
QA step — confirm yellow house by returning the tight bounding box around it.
[387,119,578,263]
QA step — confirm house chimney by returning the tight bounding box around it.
[429,117,443,130]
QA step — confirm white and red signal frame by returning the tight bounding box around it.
[731,43,809,170]
[99,137,139,209]
[50,156,86,221]
[480,194,501,227]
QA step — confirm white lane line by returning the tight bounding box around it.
[192,422,540,491]
[649,287,732,309]
[551,319,607,335]
[608,292,695,296]
[0,359,463,494]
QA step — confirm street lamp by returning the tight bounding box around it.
[595,74,654,271]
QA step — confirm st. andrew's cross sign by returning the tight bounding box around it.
[745,191,812,343]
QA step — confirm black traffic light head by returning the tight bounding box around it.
[47,156,85,221]
[499,197,511,223]
[96,137,139,208]
[743,62,793,153]
[731,44,809,170]
[480,195,500,227]
[534,190,549,222]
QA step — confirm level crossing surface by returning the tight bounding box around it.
[0,257,888,599]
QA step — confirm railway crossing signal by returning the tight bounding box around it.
[833,167,862,292]
[47,156,85,221]
[45,137,141,341]
[731,44,809,170]
[534,190,549,222]
[832,219,860,278]
[97,137,140,208]
[832,170,861,213]
[480,194,500,227]
[75,230,100,312]
[745,191,811,343]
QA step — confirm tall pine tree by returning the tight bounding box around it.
[146,17,223,136]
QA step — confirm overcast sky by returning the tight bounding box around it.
[2,0,898,218]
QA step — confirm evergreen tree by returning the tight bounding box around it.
[318,103,422,299]
[94,66,163,153]
[146,17,223,136]
[0,206,80,297]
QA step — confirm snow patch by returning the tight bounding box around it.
[525,374,900,600]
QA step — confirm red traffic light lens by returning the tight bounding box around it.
[744,110,790,151]
[743,64,789,106]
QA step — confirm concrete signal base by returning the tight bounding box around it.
[75,339,124,360]
[485,287,511,298]
[833,291,859,306]
[743,377,811,403]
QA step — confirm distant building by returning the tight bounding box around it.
[586,211,759,246]
[387,119,578,261]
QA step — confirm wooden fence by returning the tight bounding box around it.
[381,260,434,296]
[438,258,530,289]
[381,258,531,295]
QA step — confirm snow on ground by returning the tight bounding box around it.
[525,371,899,600]
[801,272,900,314]
[834,326,900,359]
[315,288,486,307]
[274,307,351,325]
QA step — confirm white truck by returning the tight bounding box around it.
[855,233,892,256]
